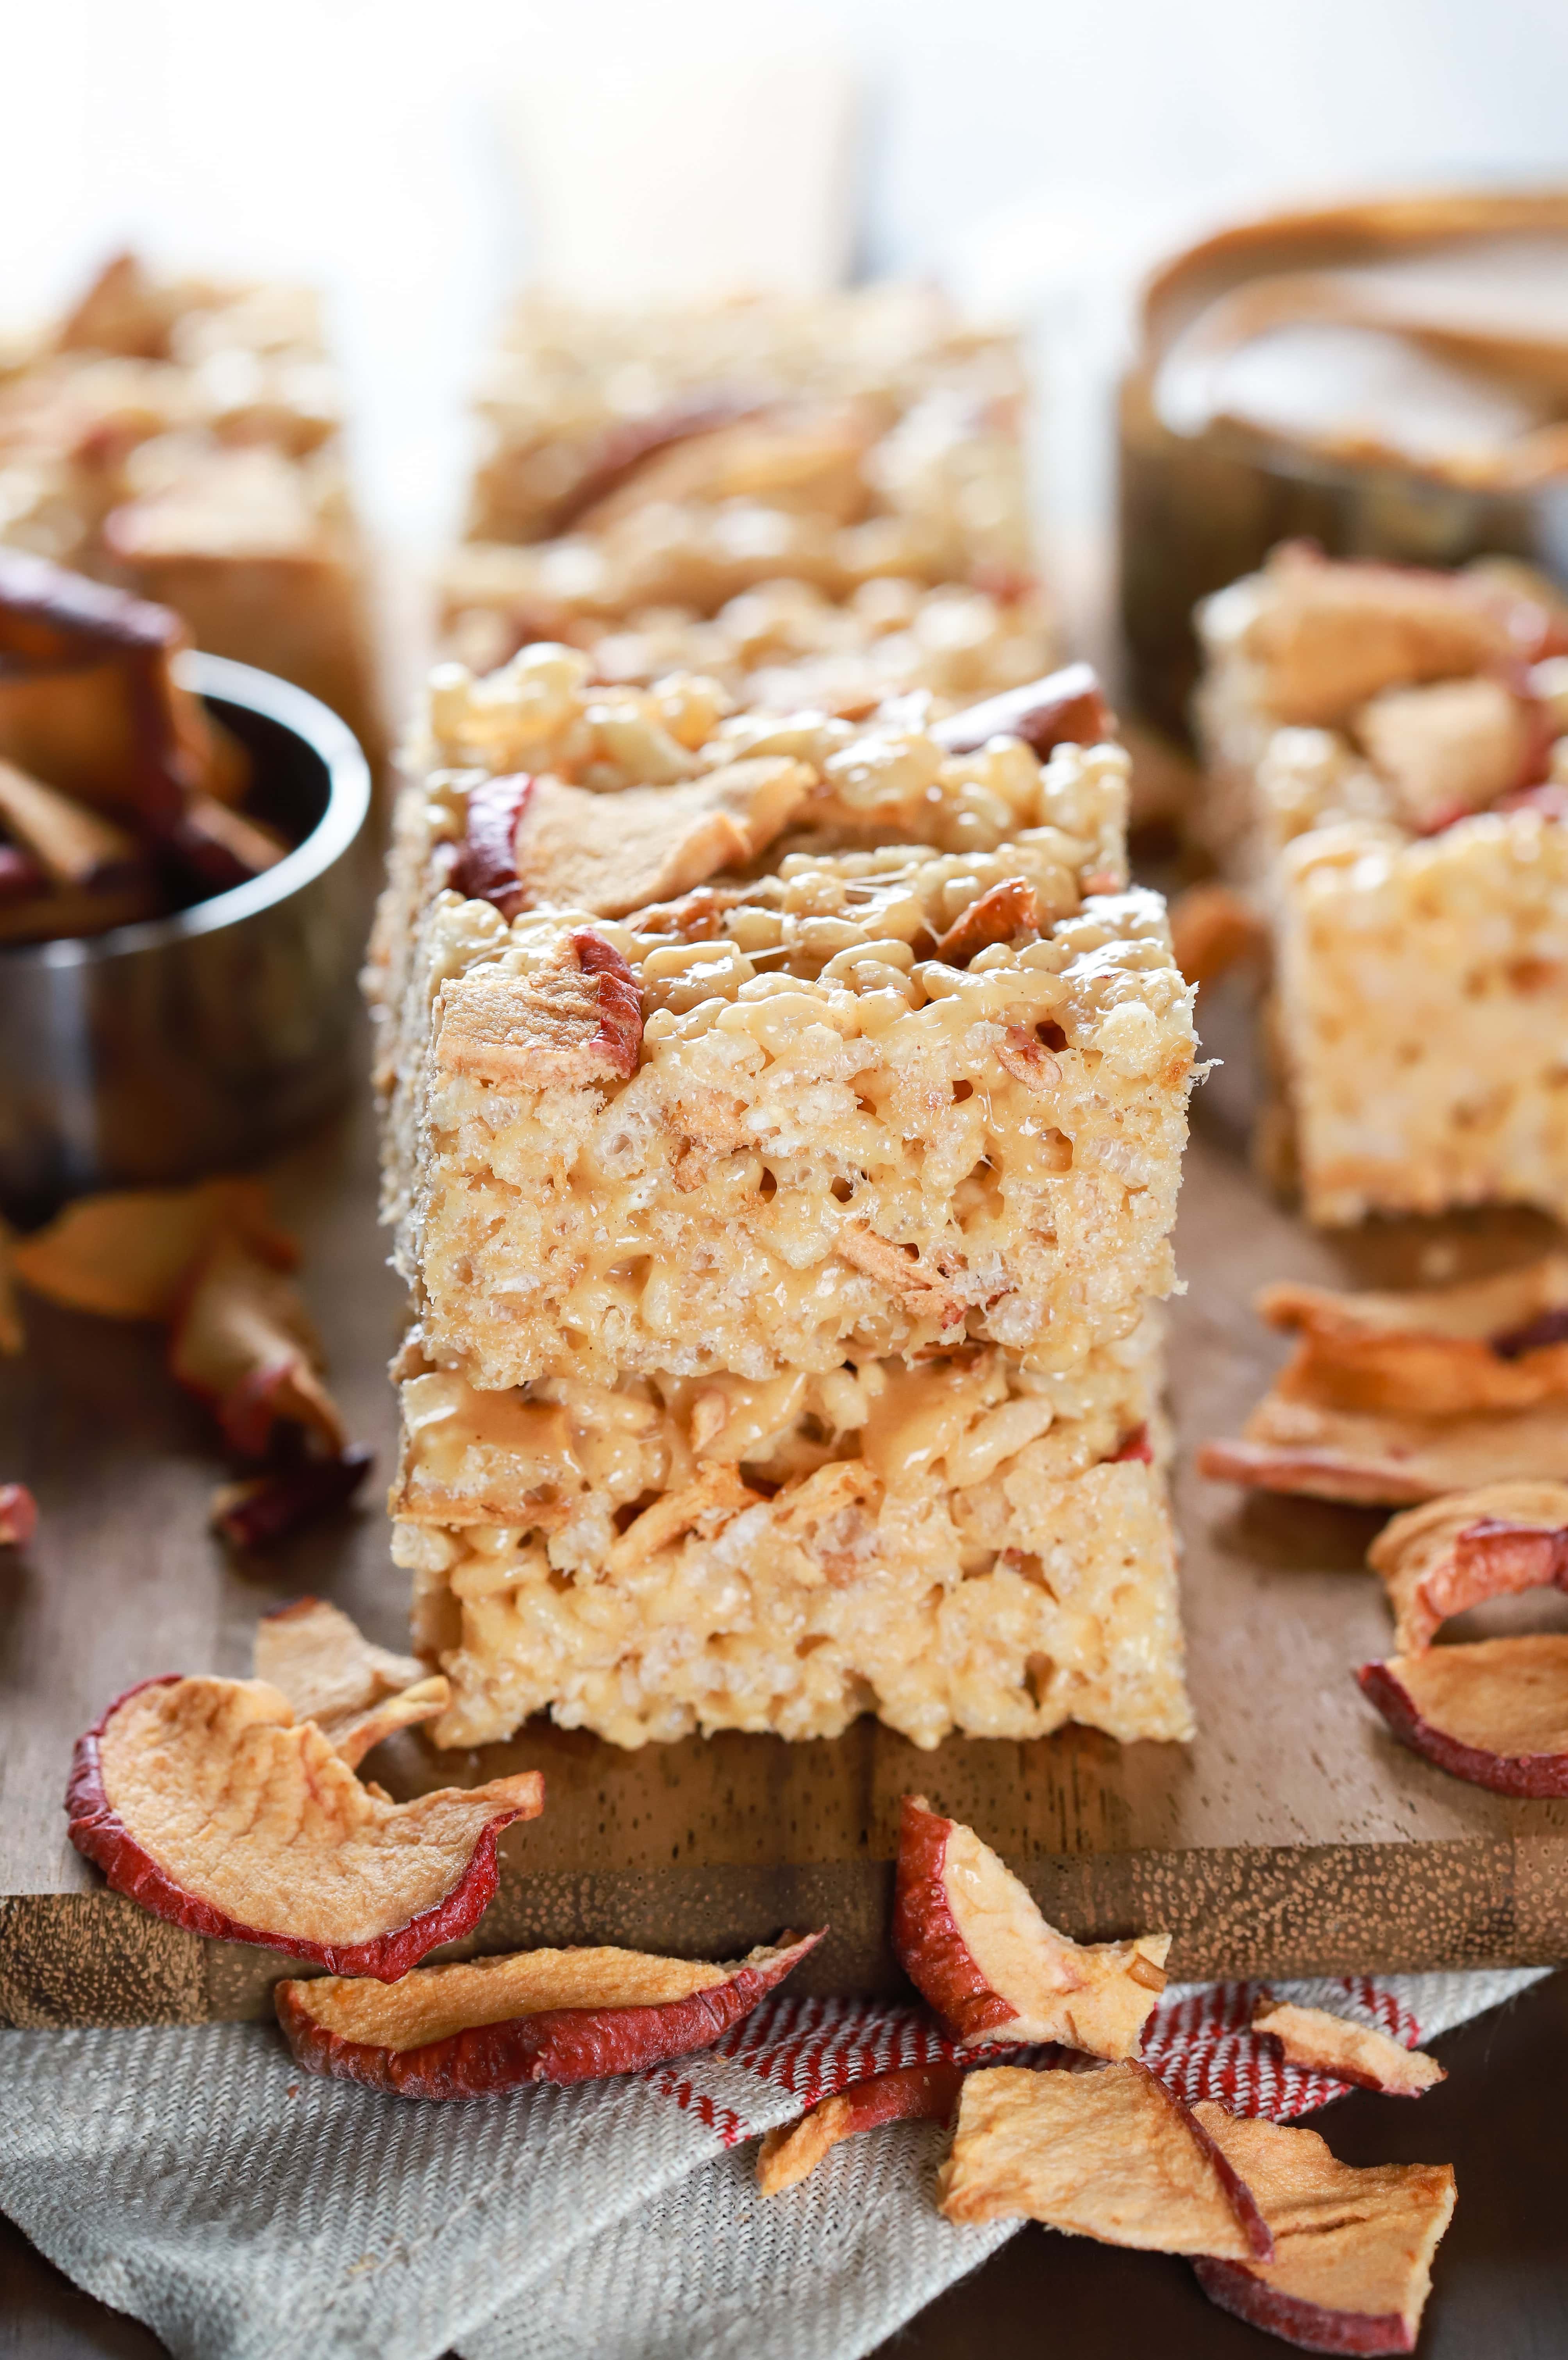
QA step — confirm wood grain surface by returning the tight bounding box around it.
[2,992,1566,2026]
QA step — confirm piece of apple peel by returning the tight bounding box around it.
[930,662,1113,760]
[210,1445,374,1551]
[935,2062,1274,2260]
[0,1482,37,1546]
[66,1674,543,1976]
[893,1794,1170,2057]
[756,2060,966,2194]
[253,1595,449,1767]
[274,1930,823,2099]
[1357,1635,1568,1796]
[11,1178,295,1322]
[169,1234,345,1457]
[1250,2001,1445,2098]
[1191,2104,1455,2355]
[1254,1258,1568,1419]
[1368,1482,1568,1654]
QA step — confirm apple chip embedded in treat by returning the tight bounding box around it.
[935,2064,1274,2259]
[756,2060,966,2194]
[253,1597,450,1766]
[1190,2105,1456,2355]
[275,1930,823,2098]
[506,757,815,918]
[1250,2001,1445,2098]
[893,1795,1170,2056]
[1200,1259,1568,1504]
[1358,1635,1568,1796]
[1368,1483,1568,1654]
[927,661,1112,760]
[169,1234,345,1457]
[66,1674,543,1976]
[435,929,643,1090]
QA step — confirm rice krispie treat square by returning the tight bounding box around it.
[0,252,381,759]
[389,1316,1190,1750]
[369,647,1195,1389]
[1193,544,1568,1223]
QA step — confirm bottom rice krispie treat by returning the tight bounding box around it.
[390,1321,1189,1751]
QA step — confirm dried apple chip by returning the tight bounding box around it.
[1368,1483,1568,1654]
[935,2063,1273,2260]
[756,2060,965,2194]
[929,663,1113,761]
[0,1482,37,1546]
[12,1179,295,1321]
[66,1674,543,1976]
[169,1234,345,1457]
[1250,2001,1445,2098]
[1358,1635,1568,1797]
[274,1929,823,2099]
[253,1596,449,1767]
[894,1794,1170,2058]
[1191,2105,1455,2355]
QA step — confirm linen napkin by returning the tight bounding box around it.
[0,1968,1545,2360]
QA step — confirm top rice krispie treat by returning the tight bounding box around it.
[1194,543,1568,882]
[442,572,1056,718]
[0,252,380,755]
[441,286,1035,659]
[370,646,1196,1389]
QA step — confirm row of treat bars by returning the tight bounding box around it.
[368,286,1200,1757]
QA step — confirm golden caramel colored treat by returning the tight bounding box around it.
[462,285,1032,570]
[253,1597,450,1768]
[443,574,1056,715]
[390,1324,1191,1751]
[0,252,380,759]
[1369,1480,1568,1654]
[1191,2104,1455,2354]
[369,650,1190,1391]
[1249,2001,1445,2097]
[936,2065,1274,2260]
[1192,546,1568,1226]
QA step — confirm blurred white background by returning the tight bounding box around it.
[6,0,1566,591]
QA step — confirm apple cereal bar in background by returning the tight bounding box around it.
[369,650,1193,1391]
[0,251,382,762]
[441,286,1039,656]
[1192,543,1568,1226]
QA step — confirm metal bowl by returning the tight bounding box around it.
[0,652,375,1216]
[1118,189,1568,735]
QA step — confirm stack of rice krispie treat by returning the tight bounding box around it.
[368,646,1199,1752]
[439,286,1055,720]
[0,252,381,758]
[1194,543,1568,1225]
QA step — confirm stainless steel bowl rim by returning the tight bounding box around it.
[0,650,373,971]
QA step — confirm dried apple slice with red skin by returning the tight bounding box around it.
[930,663,1113,760]
[253,1593,447,1766]
[756,2060,965,2193]
[210,1445,373,1551]
[935,2063,1274,2260]
[449,772,534,917]
[1191,2104,1455,2356]
[0,1482,37,1545]
[893,1794,1170,2057]
[275,1930,823,2099]
[1368,1482,1568,1653]
[12,1178,295,1321]
[1358,1636,1568,1796]
[1250,2001,1445,2098]
[66,1674,543,1977]
[169,1235,345,1458]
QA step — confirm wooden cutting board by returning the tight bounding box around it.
[3,997,1565,2028]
